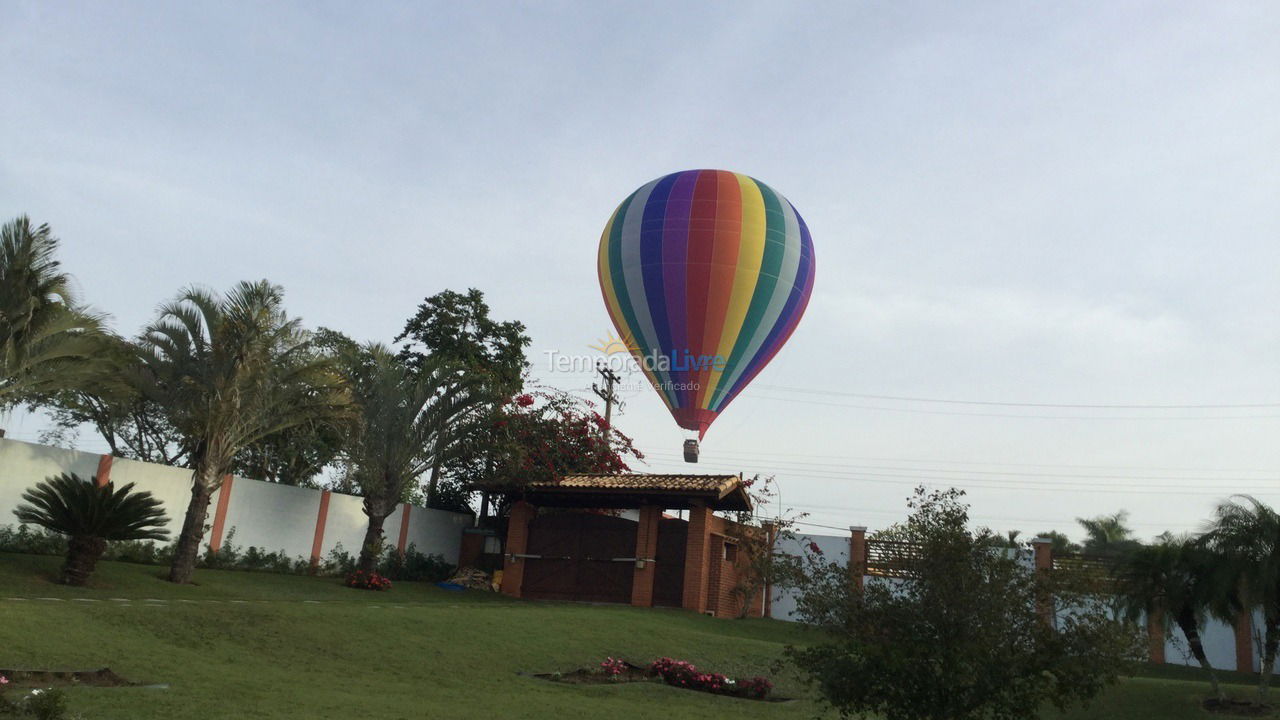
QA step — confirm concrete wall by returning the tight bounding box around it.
[0,437,470,565]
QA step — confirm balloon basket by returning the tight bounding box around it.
[682,439,699,463]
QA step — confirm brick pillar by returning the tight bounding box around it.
[500,501,536,598]
[1031,537,1054,626]
[309,490,332,573]
[1148,608,1166,664]
[1235,609,1255,673]
[682,502,713,613]
[631,505,661,607]
[849,526,867,592]
[208,475,235,553]
[94,455,114,488]
[397,503,412,554]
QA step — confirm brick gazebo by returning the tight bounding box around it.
[488,473,765,618]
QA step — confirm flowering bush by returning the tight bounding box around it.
[599,657,627,679]
[647,657,772,699]
[741,676,774,699]
[344,570,392,591]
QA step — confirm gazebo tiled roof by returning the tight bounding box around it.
[497,473,751,511]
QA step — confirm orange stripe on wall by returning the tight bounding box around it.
[208,475,235,553]
[310,490,332,572]
[397,504,411,553]
[94,455,114,488]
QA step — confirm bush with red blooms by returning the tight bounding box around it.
[485,387,643,490]
[599,657,627,680]
[647,657,774,699]
[344,570,392,590]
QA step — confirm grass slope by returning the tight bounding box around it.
[0,553,1267,719]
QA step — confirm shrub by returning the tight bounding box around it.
[344,570,391,591]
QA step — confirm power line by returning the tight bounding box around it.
[643,450,1280,483]
[742,392,1280,420]
[646,445,1280,474]
[753,383,1280,410]
[642,452,1280,495]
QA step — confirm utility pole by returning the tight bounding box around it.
[592,363,623,439]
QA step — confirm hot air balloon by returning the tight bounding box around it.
[597,170,815,462]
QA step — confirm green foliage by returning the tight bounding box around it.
[1203,495,1280,701]
[1077,511,1140,556]
[1036,530,1083,554]
[131,279,355,582]
[0,215,106,410]
[789,486,1143,720]
[1112,536,1233,700]
[394,288,530,394]
[0,686,76,720]
[13,473,169,542]
[338,343,492,570]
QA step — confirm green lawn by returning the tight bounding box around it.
[0,552,1268,719]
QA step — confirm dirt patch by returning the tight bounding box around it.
[1203,698,1274,716]
[531,662,790,702]
[0,667,136,687]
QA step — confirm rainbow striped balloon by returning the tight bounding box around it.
[598,169,815,439]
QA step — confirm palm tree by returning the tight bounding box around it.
[341,344,490,573]
[133,280,353,583]
[1077,511,1139,556]
[1204,495,1280,702]
[0,216,105,409]
[13,473,169,586]
[1113,537,1231,701]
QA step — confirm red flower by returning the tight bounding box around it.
[514,393,535,407]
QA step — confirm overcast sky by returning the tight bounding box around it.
[3,1,1278,542]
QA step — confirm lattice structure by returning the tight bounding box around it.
[864,539,924,578]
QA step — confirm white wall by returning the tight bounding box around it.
[769,531,849,621]
[0,437,470,564]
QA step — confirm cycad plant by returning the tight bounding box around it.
[13,472,169,586]
[1112,537,1231,700]
[132,280,353,583]
[0,216,106,409]
[341,344,491,573]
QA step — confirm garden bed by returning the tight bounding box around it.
[0,667,139,688]
[1202,698,1274,717]
[533,658,788,702]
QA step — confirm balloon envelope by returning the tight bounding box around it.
[598,169,815,439]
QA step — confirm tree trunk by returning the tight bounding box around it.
[168,467,220,584]
[357,507,390,574]
[1260,615,1279,703]
[1177,606,1224,701]
[61,535,107,586]
[477,491,490,527]
[425,460,441,509]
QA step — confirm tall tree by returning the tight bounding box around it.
[1204,495,1280,702]
[1077,510,1139,556]
[0,216,105,410]
[1113,537,1231,700]
[229,329,360,487]
[133,280,352,583]
[36,334,190,465]
[395,289,530,506]
[341,344,490,573]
